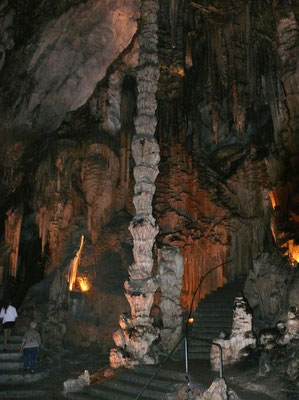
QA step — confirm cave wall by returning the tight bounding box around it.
[0,0,298,348]
[155,0,299,308]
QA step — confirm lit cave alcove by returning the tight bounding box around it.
[0,1,298,399]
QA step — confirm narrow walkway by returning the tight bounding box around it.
[188,279,245,359]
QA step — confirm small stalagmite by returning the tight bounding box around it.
[210,296,256,369]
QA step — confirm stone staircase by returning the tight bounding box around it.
[0,334,50,399]
[67,365,188,400]
[188,279,245,360]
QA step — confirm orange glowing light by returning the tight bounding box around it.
[77,277,91,292]
[69,235,85,291]
[269,191,277,209]
[283,239,299,264]
[188,318,194,324]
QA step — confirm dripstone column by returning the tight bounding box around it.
[110,0,160,368]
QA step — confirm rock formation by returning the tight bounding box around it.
[195,378,240,400]
[210,296,256,370]
[244,251,297,325]
[110,0,161,368]
[159,245,184,352]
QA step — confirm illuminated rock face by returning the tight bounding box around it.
[210,296,256,370]
[159,246,184,352]
[244,252,297,325]
[3,0,139,132]
[110,0,160,368]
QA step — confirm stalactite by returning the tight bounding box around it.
[36,206,50,255]
[5,206,23,278]
[169,0,179,47]
[81,144,120,243]
[68,235,85,291]
[110,0,160,369]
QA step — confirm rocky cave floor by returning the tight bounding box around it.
[22,346,297,400]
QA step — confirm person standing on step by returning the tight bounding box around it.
[0,299,18,351]
[20,321,41,373]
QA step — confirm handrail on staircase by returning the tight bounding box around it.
[188,335,223,378]
[134,335,186,400]
[186,259,232,330]
[134,260,231,400]
[134,334,224,400]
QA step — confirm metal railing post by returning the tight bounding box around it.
[184,336,189,375]
[219,345,223,378]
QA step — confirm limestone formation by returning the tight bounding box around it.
[63,369,90,396]
[4,206,23,278]
[195,378,240,400]
[0,0,15,73]
[159,246,184,352]
[210,296,256,370]
[12,0,140,131]
[110,0,161,368]
[244,252,296,325]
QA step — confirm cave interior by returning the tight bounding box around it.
[0,0,298,399]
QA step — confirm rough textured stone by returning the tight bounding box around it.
[210,296,256,370]
[196,378,240,400]
[244,251,296,325]
[63,369,90,396]
[110,0,160,368]
[159,246,184,352]
[11,0,139,131]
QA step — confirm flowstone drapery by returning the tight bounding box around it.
[110,0,160,368]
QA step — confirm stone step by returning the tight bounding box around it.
[0,336,23,342]
[188,346,210,353]
[135,365,186,381]
[194,311,233,317]
[0,352,22,360]
[201,294,238,300]
[189,332,217,340]
[189,352,210,360]
[188,280,245,360]
[195,304,234,311]
[192,321,232,328]
[0,370,48,384]
[90,379,170,399]
[0,360,23,369]
[115,370,183,389]
[194,327,231,334]
[70,385,153,400]
[2,343,22,351]
[0,388,50,399]
[68,365,187,400]
[67,392,105,400]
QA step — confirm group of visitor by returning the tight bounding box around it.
[0,299,41,373]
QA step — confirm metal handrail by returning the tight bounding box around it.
[134,335,187,400]
[134,334,224,399]
[186,259,232,328]
[188,335,223,378]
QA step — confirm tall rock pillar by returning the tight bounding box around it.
[110,0,160,368]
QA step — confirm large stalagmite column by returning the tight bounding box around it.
[110,0,160,368]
